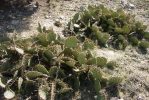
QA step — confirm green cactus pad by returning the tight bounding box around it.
[65,36,78,48]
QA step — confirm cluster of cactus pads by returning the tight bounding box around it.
[0,26,121,99]
[1,5,149,99]
[67,5,149,50]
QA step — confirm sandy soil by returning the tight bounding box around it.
[0,0,149,99]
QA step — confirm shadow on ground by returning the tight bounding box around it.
[0,3,38,41]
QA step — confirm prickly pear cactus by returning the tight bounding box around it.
[0,20,122,99]
[67,5,149,51]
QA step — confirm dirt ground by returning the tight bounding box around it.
[0,0,149,99]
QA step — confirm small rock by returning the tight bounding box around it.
[74,24,80,28]
[68,74,72,77]
[8,15,16,19]
[11,20,19,25]
[25,2,38,11]
[137,94,145,100]
[128,3,135,9]
[121,0,135,9]
[80,6,85,11]
[73,68,80,72]
[94,95,97,99]
[15,47,24,55]
[59,15,65,20]
[45,15,51,19]
[110,97,122,100]
[6,26,14,32]
[23,18,27,21]
[54,20,62,27]
[121,0,128,7]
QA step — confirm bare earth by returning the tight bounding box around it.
[0,0,149,99]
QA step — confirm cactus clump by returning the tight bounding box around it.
[0,26,122,99]
[66,5,149,51]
